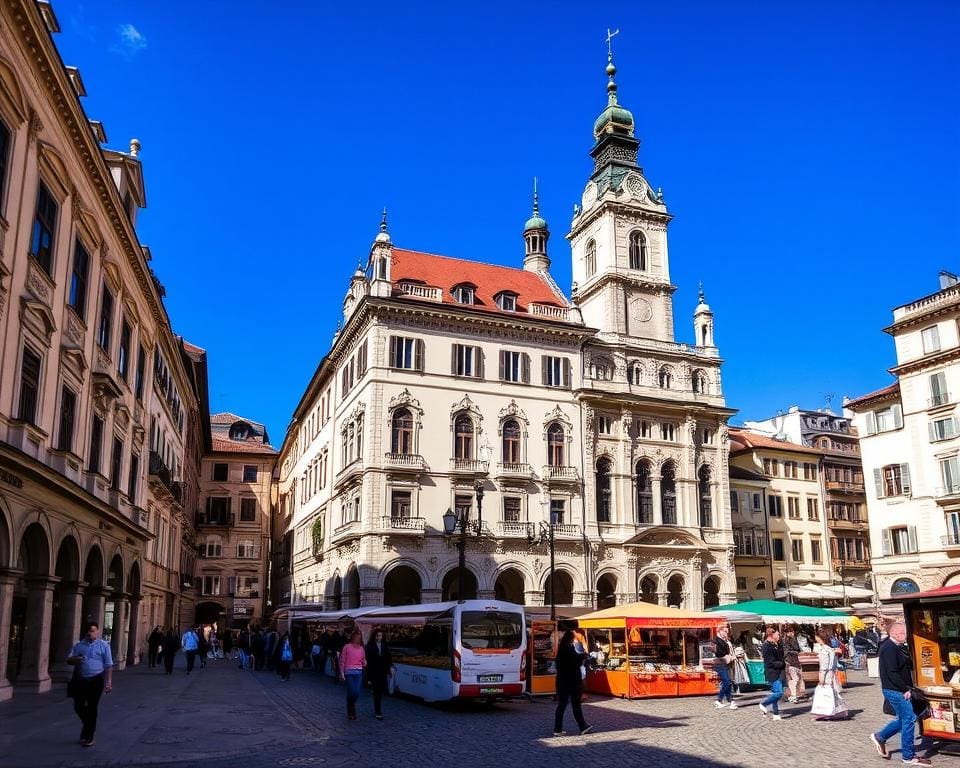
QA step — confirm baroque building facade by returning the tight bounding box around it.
[847,271,960,601]
[0,0,201,699]
[273,55,737,618]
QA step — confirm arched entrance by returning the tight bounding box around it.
[104,554,125,659]
[494,568,525,604]
[639,574,658,604]
[667,574,685,608]
[442,567,478,601]
[195,601,224,626]
[82,546,104,630]
[343,563,361,609]
[544,570,574,606]
[12,523,51,690]
[328,573,343,610]
[703,575,720,609]
[383,566,422,605]
[49,536,81,680]
[596,574,617,609]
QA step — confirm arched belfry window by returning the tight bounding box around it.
[629,230,647,270]
[661,461,677,525]
[698,465,712,527]
[391,408,414,454]
[596,457,612,523]
[454,414,474,460]
[547,423,565,467]
[658,367,672,389]
[585,239,597,279]
[692,370,708,394]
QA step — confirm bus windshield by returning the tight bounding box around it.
[460,611,523,650]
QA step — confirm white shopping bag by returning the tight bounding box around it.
[811,684,836,716]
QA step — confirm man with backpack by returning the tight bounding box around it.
[276,632,294,681]
[181,626,200,674]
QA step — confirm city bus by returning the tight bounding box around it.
[357,600,527,702]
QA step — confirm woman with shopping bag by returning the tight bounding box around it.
[811,628,848,721]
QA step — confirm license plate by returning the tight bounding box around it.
[478,674,503,683]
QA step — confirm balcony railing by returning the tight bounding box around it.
[331,519,361,542]
[397,282,443,302]
[936,484,960,498]
[528,303,569,321]
[498,521,533,538]
[149,450,172,489]
[196,511,235,527]
[833,557,871,567]
[449,458,489,473]
[495,462,534,478]
[943,532,960,548]
[929,392,952,408]
[384,453,426,470]
[825,481,865,493]
[552,523,581,538]
[542,465,580,482]
[379,516,426,534]
[828,515,868,526]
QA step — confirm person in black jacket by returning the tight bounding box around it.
[713,625,736,709]
[365,628,393,719]
[758,627,786,719]
[553,630,594,736]
[147,626,163,668]
[869,622,929,765]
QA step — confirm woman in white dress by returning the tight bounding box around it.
[812,627,847,720]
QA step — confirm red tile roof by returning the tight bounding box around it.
[844,382,900,411]
[211,436,277,455]
[729,428,824,456]
[211,412,246,424]
[389,248,567,317]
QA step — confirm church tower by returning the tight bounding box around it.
[522,179,550,272]
[567,46,675,341]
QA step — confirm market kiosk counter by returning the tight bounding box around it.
[890,583,960,742]
[576,602,727,699]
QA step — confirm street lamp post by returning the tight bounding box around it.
[474,478,485,534]
[528,504,558,621]
[443,506,470,602]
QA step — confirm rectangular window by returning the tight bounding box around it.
[661,423,675,441]
[391,490,412,519]
[753,493,762,512]
[763,458,778,476]
[768,495,783,517]
[729,490,740,514]
[772,537,785,561]
[803,462,818,481]
[389,336,423,371]
[356,341,368,377]
[787,497,800,519]
[97,285,114,353]
[503,497,521,522]
[930,371,949,407]
[239,497,257,521]
[0,119,10,208]
[118,320,131,381]
[127,453,139,501]
[499,350,529,383]
[453,344,482,378]
[871,404,903,433]
[17,346,42,424]
[242,464,258,483]
[940,457,960,495]
[791,538,804,563]
[702,428,714,445]
[811,539,822,563]
[206,497,231,522]
[29,182,58,275]
[877,464,911,497]
[640,421,651,439]
[134,345,146,401]
[929,417,958,442]
[806,497,819,520]
[883,526,918,556]
[213,463,228,482]
[89,414,104,473]
[238,541,256,559]
[68,239,90,318]
[598,415,612,435]
[542,356,570,388]
[202,575,221,596]
[922,325,941,354]
[57,386,77,452]
[736,576,747,591]
[110,436,123,491]
[454,494,472,522]
[550,498,566,525]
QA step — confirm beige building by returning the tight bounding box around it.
[273,54,737,617]
[728,463,773,600]
[730,430,831,596]
[846,271,960,600]
[0,1,201,699]
[195,414,276,631]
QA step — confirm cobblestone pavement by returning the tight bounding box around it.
[1,657,957,768]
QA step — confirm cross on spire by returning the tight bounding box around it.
[606,28,620,59]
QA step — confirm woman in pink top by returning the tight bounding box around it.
[339,630,367,720]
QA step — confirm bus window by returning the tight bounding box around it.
[461,611,523,650]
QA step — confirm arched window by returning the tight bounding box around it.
[229,421,252,440]
[698,465,712,527]
[547,423,565,467]
[391,408,414,454]
[454,414,474,460]
[502,419,521,464]
[627,363,642,385]
[596,457,612,523]
[629,230,647,270]
[585,239,596,278]
[636,460,653,524]
[658,367,672,389]
[692,370,708,394]
[590,358,613,381]
[661,461,677,525]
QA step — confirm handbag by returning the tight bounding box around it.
[66,665,81,699]
[811,684,836,716]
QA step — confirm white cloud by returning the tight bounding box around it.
[113,23,147,57]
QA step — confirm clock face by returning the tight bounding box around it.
[582,182,598,209]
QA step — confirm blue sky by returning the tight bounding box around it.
[55,1,959,443]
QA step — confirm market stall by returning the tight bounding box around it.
[523,608,593,696]
[887,584,960,744]
[576,602,726,699]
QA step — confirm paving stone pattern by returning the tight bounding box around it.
[0,656,954,768]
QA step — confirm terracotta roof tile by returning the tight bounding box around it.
[844,382,900,410]
[728,428,824,455]
[389,248,568,318]
[211,436,277,455]
[210,412,247,424]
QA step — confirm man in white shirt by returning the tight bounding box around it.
[67,621,113,747]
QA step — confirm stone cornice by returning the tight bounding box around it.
[568,197,673,239]
[4,0,169,329]
[889,346,960,377]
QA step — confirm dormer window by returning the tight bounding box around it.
[229,421,253,441]
[452,284,475,305]
[495,292,518,312]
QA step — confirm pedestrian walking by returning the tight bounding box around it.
[758,627,786,720]
[67,621,113,748]
[162,628,178,675]
[782,625,807,703]
[265,628,278,672]
[713,625,737,709]
[252,627,266,672]
[198,629,208,669]
[237,628,249,670]
[811,628,847,720]
[276,632,294,681]
[147,625,163,668]
[339,629,367,720]
[869,622,930,765]
[181,626,199,674]
[365,628,393,719]
[553,629,593,736]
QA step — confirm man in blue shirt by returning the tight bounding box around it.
[67,621,113,747]
[181,626,199,674]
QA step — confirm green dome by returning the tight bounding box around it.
[593,103,635,139]
[524,213,547,231]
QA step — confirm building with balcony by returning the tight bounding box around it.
[728,464,773,600]
[0,1,200,699]
[195,413,276,632]
[273,52,736,619]
[846,271,960,601]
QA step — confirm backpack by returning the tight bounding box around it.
[281,639,293,663]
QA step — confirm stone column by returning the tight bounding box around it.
[524,590,543,606]
[49,580,86,682]
[126,597,141,667]
[0,569,22,701]
[82,586,107,630]
[657,590,669,606]
[111,594,130,670]
[651,477,663,525]
[17,576,58,694]
[420,588,443,603]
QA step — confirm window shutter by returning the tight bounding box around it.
[900,463,912,495]
[498,350,505,381]
[563,358,571,388]
[893,404,903,429]
[415,339,424,371]
[881,528,892,556]
[873,468,883,498]
[907,525,918,553]
[865,411,877,435]
[541,355,548,386]
[388,336,397,367]
[451,344,458,375]
[929,421,938,442]
[475,346,484,379]
[522,353,530,383]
